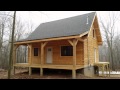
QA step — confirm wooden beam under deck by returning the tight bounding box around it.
[14,63,85,70]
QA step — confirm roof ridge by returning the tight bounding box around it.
[41,12,96,24]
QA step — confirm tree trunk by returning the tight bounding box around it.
[8,11,16,79]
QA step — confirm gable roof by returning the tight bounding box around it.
[18,12,96,42]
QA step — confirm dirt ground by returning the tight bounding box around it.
[1,68,120,79]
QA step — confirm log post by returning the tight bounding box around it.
[68,39,78,79]
[72,39,78,79]
[40,42,48,76]
[28,44,32,65]
[13,45,19,75]
[29,67,31,75]
[28,44,32,75]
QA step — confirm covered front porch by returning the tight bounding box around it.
[13,36,85,79]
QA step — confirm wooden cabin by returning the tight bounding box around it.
[13,12,102,78]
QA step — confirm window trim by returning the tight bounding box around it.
[60,45,73,57]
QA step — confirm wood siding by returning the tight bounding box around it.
[28,40,84,65]
[28,27,99,66]
[84,24,99,66]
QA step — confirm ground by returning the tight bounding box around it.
[0,68,120,79]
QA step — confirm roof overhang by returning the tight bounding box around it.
[14,35,80,45]
[88,12,103,45]
[14,31,89,45]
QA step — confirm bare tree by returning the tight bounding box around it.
[0,11,12,69]
[8,11,16,79]
[0,11,47,71]
[99,11,120,71]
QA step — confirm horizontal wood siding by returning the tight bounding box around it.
[27,40,83,65]
[76,42,84,65]
[84,24,99,66]
[84,39,88,65]
[44,40,84,65]
[31,43,41,64]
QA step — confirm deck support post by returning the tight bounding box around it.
[40,68,43,76]
[29,67,31,75]
[72,69,76,79]
[94,62,110,77]
[108,64,110,77]
[102,65,104,76]
[13,66,15,75]
[40,42,48,76]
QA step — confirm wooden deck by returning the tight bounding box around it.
[14,63,30,67]
[14,63,85,70]
[13,63,86,79]
[94,62,110,77]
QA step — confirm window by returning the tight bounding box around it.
[93,29,95,38]
[61,46,73,56]
[94,48,97,63]
[34,48,39,56]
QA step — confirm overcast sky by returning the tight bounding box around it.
[17,11,95,28]
[16,11,120,36]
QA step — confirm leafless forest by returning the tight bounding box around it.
[0,11,34,70]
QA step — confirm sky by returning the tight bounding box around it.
[16,11,120,37]
[17,11,94,28]
[16,11,108,25]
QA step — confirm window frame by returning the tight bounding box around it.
[34,47,39,56]
[93,29,95,39]
[60,45,73,57]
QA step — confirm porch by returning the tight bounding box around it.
[13,36,85,79]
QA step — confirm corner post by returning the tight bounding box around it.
[28,44,32,75]
[13,45,19,75]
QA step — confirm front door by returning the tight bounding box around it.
[46,47,52,64]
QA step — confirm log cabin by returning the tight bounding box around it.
[13,12,103,79]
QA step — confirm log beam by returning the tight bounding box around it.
[13,45,19,65]
[28,44,32,65]
[68,40,73,46]
[73,39,77,68]
[40,42,48,76]
[68,39,78,79]
[13,45,19,75]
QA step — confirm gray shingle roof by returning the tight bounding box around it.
[18,12,96,42]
